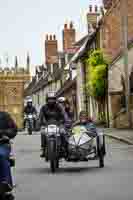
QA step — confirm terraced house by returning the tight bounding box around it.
[25,22,77,113]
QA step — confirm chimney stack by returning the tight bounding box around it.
[87,5,100,33]
[45,34,58,65]
[62,22,76,52]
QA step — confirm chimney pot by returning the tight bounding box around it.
[70,21,73,29]
[64,23,67,29]
[95,5,98,12]
[89,5,92,12]
[46,34,48,40]
[50,35,52,40]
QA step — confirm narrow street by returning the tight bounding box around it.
[12,132,133,200]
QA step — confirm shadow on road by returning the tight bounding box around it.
[18,165,109,175]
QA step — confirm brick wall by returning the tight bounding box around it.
[102,0,133,60]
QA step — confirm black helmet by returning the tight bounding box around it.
[46,92,56,105]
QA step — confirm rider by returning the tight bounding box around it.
[57,97,74,121]
[73,110,97,137]
[0,111,17,200]
[23,98,37,129]
[39,92,69,157]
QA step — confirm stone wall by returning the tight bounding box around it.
[0,72,30,128]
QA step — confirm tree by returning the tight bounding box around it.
[85,49,109,122]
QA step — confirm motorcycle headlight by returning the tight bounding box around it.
[28,115,33,119]
[47,125,59,136]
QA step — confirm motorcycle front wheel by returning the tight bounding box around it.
[48,140,57,173]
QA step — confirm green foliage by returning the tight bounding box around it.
[85,49,109,99]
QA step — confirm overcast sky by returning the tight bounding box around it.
[0,0,102,73]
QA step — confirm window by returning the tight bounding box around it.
[130,71,133,93]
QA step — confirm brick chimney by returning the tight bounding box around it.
[87,5,100,33]
[62,22,76,52]
[45,34,58,64]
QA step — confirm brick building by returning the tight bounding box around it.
[101,0,133,127]
[102,0,133,60]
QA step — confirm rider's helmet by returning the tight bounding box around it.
[79,110,88,124]
[26,97,32,107]
[46,91,56,106]
[57,97,66,103]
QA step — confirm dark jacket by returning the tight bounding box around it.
[24,106,37,115]
[0,111,18,139]
[39,103,68,126]
[65,107,74,120]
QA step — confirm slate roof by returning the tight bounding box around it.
[56,77,76,97]
[25,65,63,95]
[73,35,88,47]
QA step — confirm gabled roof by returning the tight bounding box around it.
[56,77,76,97]
[69,31,96,64]
[73,35,88,47]
[32,67,63,93]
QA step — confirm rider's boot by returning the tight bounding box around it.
[0,182,12,195]
[40,148,45,158]
[62,136,69,158]
[40,133,46,158]
[0,192,15,200]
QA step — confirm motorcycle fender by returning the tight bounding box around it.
[47,138,56,160]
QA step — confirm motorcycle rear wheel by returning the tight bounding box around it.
[56,159,59,169]
[28,129,32,135]
[97,136,104,168]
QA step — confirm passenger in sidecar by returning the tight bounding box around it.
[68,111,106,167]
[72,111,97,137]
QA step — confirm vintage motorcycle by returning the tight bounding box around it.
[41,122,106,173]
[24,114,36,135]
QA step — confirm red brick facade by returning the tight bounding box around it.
[102,0,133,60]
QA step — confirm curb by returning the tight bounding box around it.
[105,133,133,145]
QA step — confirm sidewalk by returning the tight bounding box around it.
[103,128,133,145]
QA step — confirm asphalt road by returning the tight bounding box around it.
[12,132,133,200]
